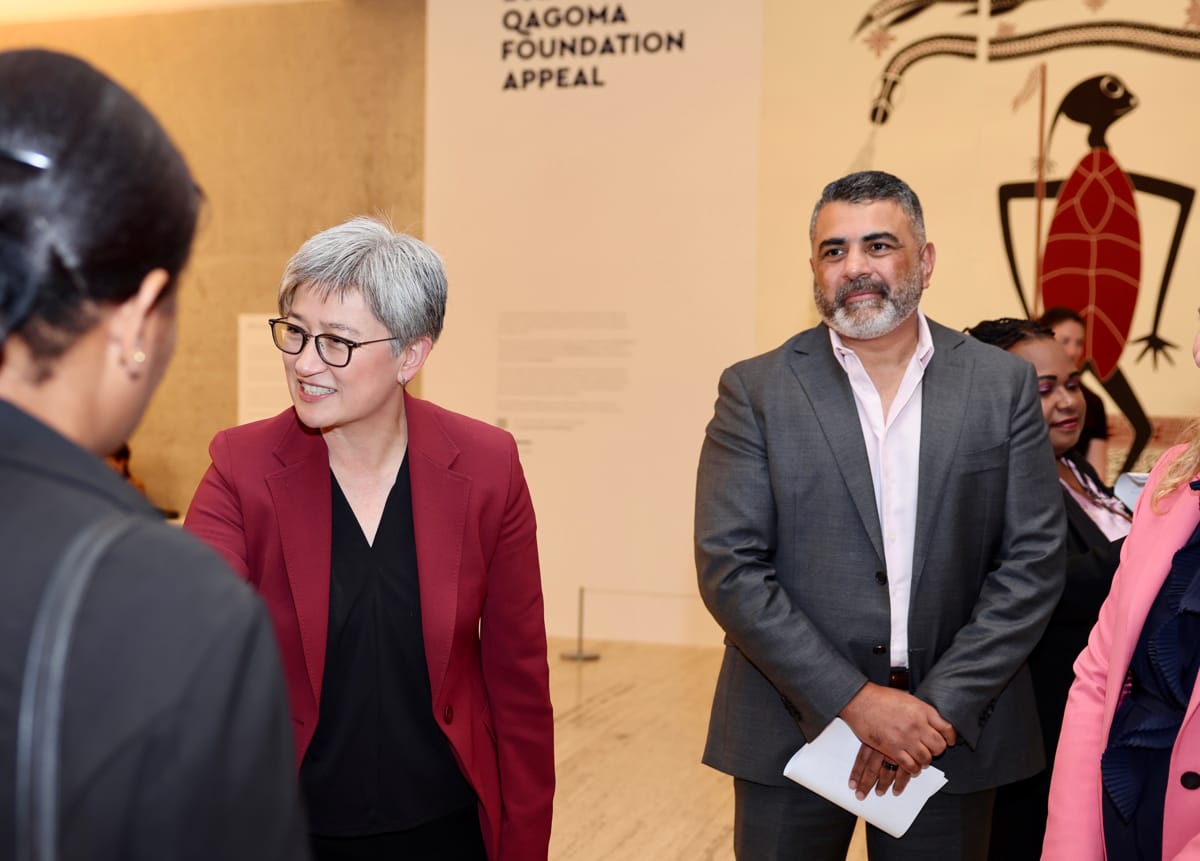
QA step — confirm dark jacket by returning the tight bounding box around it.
[0,401,309,861]
[990,449,1124,860]
[696,320,1066,794]
[1032,449,1126,762]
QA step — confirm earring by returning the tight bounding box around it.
[132,349,146,364]
[399,375,408,387]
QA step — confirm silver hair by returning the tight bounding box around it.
[808,170,926,246]
[278,216,447,351]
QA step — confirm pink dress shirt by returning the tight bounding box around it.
[829,311,935,668]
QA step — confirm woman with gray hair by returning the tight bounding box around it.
[184,216,555,861]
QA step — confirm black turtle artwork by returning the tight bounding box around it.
[998,74,1194,473]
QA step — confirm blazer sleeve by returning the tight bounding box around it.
[184,431,253,582]
[695,364,867,729]
[917,361,1066,749]
[119,540,309,861]
[153,599,310,861]
[480,436,555,860]
[1042,449,1180,860]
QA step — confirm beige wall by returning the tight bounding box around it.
[0,0,425,511]
[8,0,1197,642]
[0,0,312,23]
[758,0,1200,471]
[424,2,761,645]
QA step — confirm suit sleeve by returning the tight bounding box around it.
[1043,450,1181,860]
[695,365,867,732]
[479,436,555,860]
[184,432,252,581]
[917,362,1066,749]
[122,553,310,860]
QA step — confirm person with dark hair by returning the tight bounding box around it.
[964,317,1128,859]
[1039,306,1111,481]
[0,49,308,860]
[695,171,1065,859]
[105,442,147,494]
[185,217,555,861]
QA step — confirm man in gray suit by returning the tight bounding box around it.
[695,170,1065,859]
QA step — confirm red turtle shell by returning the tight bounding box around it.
[1039,148,1140,380]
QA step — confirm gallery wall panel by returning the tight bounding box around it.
[426,2,762,645]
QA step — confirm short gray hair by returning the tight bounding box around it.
[278,216,447,350]
[809,170,926,246]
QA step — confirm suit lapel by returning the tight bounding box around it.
[1123,482,1200,727]
[788,329,885,563]
[405,394,470,701]
[912,323,973,589]
[266,415,333,709]
[1064,489,1111,552]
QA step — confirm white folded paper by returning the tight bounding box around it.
[782,717,947,838]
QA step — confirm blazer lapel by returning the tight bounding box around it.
[912,323,973,590]
[1064,489,1111,552]
[1118,482,1200,724]
[788,329,885,564]
[266,415,333,710]
[405,394,470,701]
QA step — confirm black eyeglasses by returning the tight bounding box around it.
[268,318,400,368]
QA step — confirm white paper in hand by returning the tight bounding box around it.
[782,717,947,838]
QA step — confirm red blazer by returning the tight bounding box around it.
[184,395,554,861]
[1044,444,1200,860]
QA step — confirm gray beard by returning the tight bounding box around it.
[814,271,923,340]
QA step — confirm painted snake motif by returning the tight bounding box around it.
[871,22,1200,124]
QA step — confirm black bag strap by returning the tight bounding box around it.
[15,513,142,861]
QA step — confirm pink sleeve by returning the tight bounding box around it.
[1042,448,1184,859]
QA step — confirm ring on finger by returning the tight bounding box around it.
[882,761,899,771]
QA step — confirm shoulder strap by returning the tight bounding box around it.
[15,513,142,861]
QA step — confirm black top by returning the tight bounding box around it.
[0,401,309,861]
[1030,452,1126,761]
[1072,383,1108,460]
[300,458,475,836]
[1101,507,1200,859]
[990,451,1125,861]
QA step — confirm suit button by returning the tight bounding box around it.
[872,644,886,655]
[443,705,454,724]
[875,571,887,584]
[1182,771,1200,790]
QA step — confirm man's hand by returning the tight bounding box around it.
[848,743,914,799]
[840,682,956,795]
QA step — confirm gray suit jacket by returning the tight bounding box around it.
[695,318,1065,793]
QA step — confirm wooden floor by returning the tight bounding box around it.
[548,638,867,860]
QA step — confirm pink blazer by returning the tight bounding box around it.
[1044,444,1200,860]
[184,395,555,861]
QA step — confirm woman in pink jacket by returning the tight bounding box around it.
[1043,331,1200,859]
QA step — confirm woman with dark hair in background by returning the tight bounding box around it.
[1039,306,1112,481]
[0,49,307,860]
[965,318,1129,860]
[185,217,555,861]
